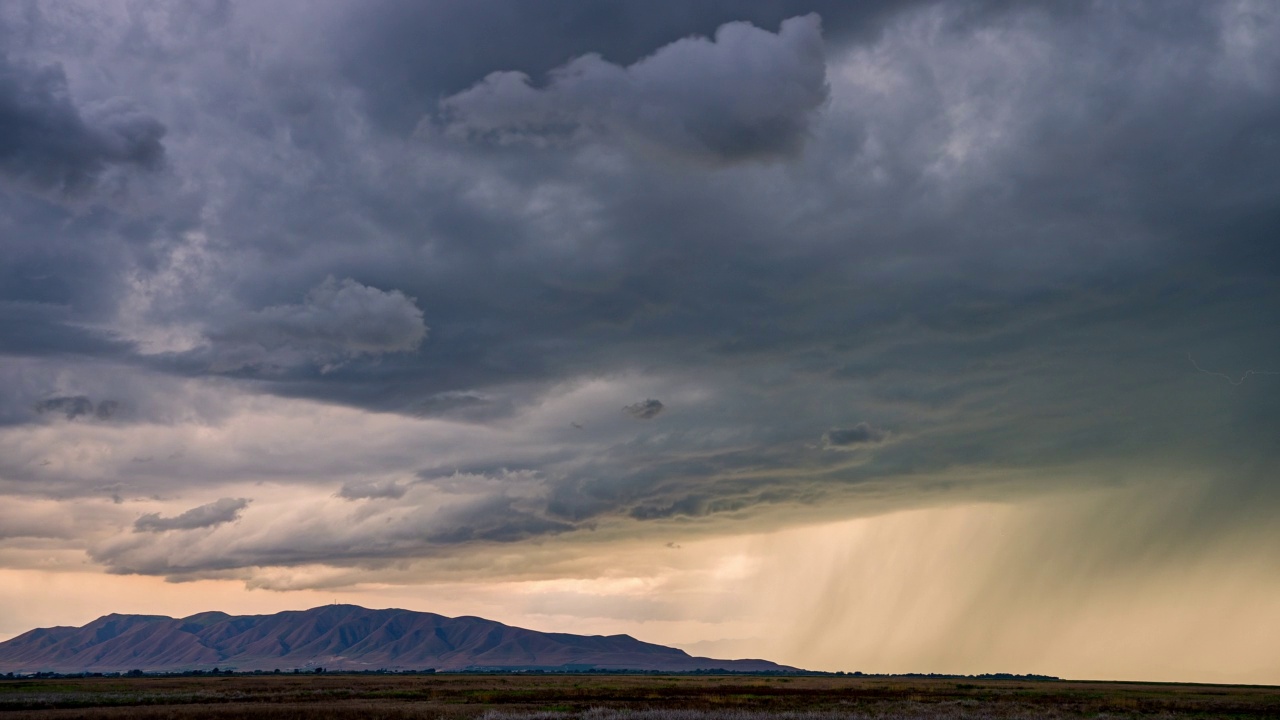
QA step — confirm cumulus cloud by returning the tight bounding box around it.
[624,399,665,420]
[206,277,427,372]
[0,53,165,195]
[822,423,888,449]
[134,498,250,533]
[440,14,828,162]
[338,479,408,500]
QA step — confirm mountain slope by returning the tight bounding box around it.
[0,605,792,673]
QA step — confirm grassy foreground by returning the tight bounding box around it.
[0,673,1277,719]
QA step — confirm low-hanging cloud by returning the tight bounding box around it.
[338,479,409,501]
[440,14,828,162]
[206,277,427,372]
[33,395,118,421]
[93,487,579,576]
[624,399,665,420]
[134,498,250,533]
[823,423,887,449]
[0,53,165,195]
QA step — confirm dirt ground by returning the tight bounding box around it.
[1,673,1277,719]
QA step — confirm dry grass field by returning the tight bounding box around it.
[0,673,1276,719]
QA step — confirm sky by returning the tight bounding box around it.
[1,0,1278,684]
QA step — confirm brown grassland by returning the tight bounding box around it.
[1,673,1277,719]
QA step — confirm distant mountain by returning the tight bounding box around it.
[0,605,793,674]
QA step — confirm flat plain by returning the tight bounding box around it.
[1,673,1277,719]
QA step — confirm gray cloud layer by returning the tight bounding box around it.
[134,498,250,533]
[338,479,408,501]
[0,52,165,195]
[624,399,665,420]
[823,423,887,449]
[0,1,1277,584]
[441,14,828,162]
[32,395,119,421]
[205,277,427,372]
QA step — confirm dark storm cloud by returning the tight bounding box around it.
[410,391,504,421]
[624,399,665,420]
[0,52,165,195]
[133,498,249,533]
[32,395,118,421]
[544,436,840,524]
[203,277,427,372]
[823,423,887,449]
[422,497,578,545]
[440,14,828,162]
[0,302,133,359]
[4,0,1280,581]
[338,479,408,501]
[33,395,92,419]
[338,0,925,132]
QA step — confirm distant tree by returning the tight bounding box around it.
[126,669,144,677]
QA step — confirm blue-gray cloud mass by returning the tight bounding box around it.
[0,52,165,196]
[0,0,1276,585]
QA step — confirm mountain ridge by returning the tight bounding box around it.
[0,605,792,674]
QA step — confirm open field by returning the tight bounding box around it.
[0,674,1277,719]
